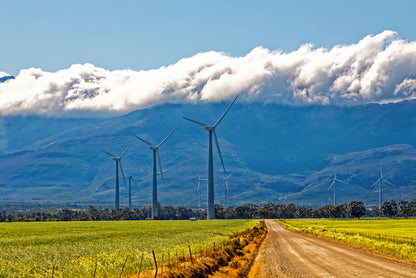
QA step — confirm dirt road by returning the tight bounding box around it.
[249,220,416,278]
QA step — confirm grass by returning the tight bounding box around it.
[279,218,416,264]
[0,219,258,278]
[144,223,267,278]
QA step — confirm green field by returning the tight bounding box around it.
[0,219,257,278]
[279,218,416,263]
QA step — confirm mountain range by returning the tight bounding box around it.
[1,100,416,208]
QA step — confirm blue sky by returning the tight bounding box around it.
[1,0,415,75]
[1,0,416,116]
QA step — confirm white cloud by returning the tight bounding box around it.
[1,30,416,116]
[0,72,10,78]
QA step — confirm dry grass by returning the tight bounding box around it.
[132,223,267,278]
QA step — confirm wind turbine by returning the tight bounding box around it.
[371,165,396,208]
[134,127,178,219]
[222,172,233,209]
[328,166,349,206]
[102,142,133,209]
[183,96,238,219]
[194,171,207,208]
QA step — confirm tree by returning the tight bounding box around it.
[235,204,258,219]
[214,205,225,219]
[380,200,398,218]
[317,205,336,218]
[0,211,6,222]
[257,203,274,219]
[334,204,348,218]
[348,201,366,219]
[410,200,416,216]
[284,203,297,218]
[87,205,99,220]
[296,206,313,218]
[398,201,413,217]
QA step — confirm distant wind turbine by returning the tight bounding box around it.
[222,172,233,209]
[194,171,207,208]
[371,165,396,208]
[183,96,238,219]
[328,166,349,206]
[134,126,178,219]
[102,142,133,209]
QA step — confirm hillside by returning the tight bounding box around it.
[1,100,416,208]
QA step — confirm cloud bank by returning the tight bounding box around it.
[1,30,416,116]
[0,72,10,78]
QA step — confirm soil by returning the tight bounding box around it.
[249,220,416,278]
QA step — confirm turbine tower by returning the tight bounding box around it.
[134,127,178,219]
[328,166,349,206]
[371,166,396,208]
[183,96,238,219]
[222,172,233,209]
[127,175,138,209]
[102,142,132,209]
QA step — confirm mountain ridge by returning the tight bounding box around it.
[1,100,416,208]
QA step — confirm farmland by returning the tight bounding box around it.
[279,218,416,263]
[0,219,257,278]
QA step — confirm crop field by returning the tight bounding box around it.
[0,219,257,278]
[279,218,416,263]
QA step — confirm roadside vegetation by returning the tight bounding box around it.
[279,218,416,264]
[0,219,257,277]
[136,222,267,278]
[2,199,416,222]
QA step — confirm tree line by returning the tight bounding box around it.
[1,200,415,222]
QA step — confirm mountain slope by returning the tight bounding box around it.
[1,100,416,208]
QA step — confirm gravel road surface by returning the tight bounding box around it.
[249,220,416,278]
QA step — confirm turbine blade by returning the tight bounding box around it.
[328,180,335,190]
[157,126,179,148]
[214,95,238,128]
[384,179,396,187]
[213,130,225,172]
[226,172,234,179]
[370,179,380,188]
[134,135,154,147]
[119,161,127,189]
[120,141,134,158]
[337,178,350,185]
[183,117,208,127]
[102,150,116,158]
[157,150,165,184]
